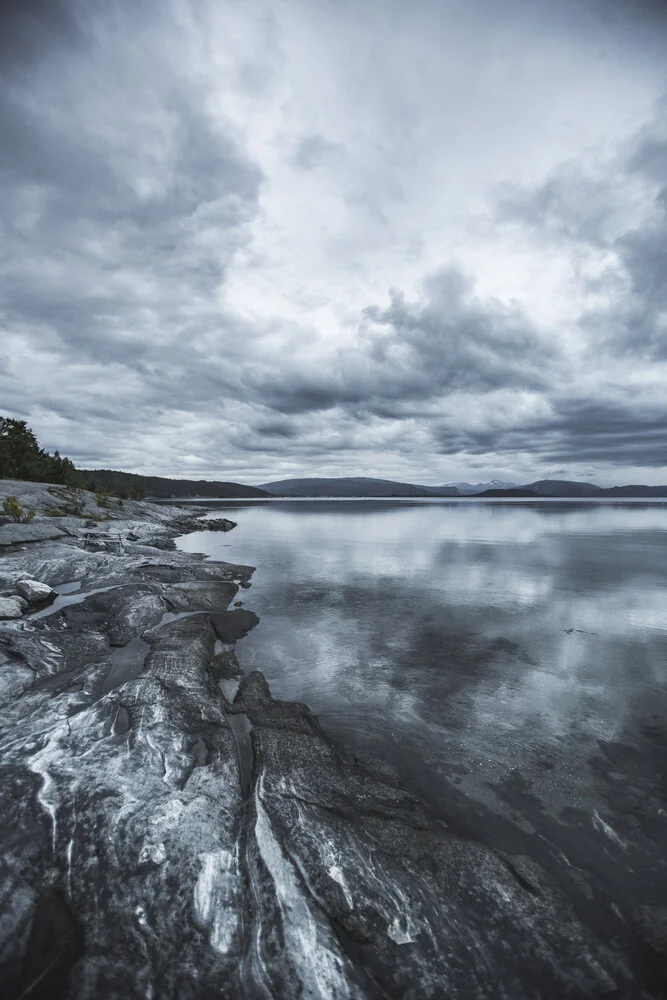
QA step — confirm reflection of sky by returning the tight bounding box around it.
[178,501,667,894]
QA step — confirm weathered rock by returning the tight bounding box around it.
[171,516,237,534]
[164,581,239,613]
[15,579,55,603]
[210,609,260,642]
[0,523,67,547]
[210,647,242,680]
[0,597,27,619]
[16,888,85,1000]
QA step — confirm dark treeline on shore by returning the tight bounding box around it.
[0,417,145,498]
[1,417,84,489]
[0,417,270,500]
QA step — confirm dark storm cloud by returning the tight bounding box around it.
[251,419,300,438]
[246,267,553,417]
[0,0,85,76]
[433,398,667,468]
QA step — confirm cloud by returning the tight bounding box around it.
[1,0,667,485]
[432,397,667,468]
[290,133,339,171]
[0,0,86,76]
[244,266,555,420]
[496,97,667,361]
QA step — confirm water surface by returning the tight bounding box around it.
[177,499,667,925]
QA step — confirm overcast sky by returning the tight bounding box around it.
[1,0,666,485]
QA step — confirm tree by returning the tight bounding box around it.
[0,418,44,480]
[0,417,83,486]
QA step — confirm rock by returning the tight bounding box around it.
[15,579,55,604]
[0,596,27,619]
[210,647,242,680]
[163,581,239,613]
[170,516,237,534]
[632,904,667,986]
[210,609,260,642]
[0,523,66,547]
[16,888,85,999]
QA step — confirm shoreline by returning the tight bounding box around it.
[0,480,661,998]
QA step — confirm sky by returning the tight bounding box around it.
[1,0,666,487]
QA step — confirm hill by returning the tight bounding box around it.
[442,480,518,495]
[258,477,460,497]
[524,480,602,497]
[601,485,667,497]
[83,470,272,500]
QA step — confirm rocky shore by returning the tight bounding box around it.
[0,480,660,998]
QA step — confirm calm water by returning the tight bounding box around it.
[177,500,667,923]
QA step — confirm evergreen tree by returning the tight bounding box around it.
[0,417,83,486]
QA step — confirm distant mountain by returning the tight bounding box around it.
[258,476,667,499]
[523,479,602,497]
[480,480,667,498]
[601,485,667,497]
[443,480,518,495]
[258,477,459,497]
[83,470,272,500]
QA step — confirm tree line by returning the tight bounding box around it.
[0,417,146,499]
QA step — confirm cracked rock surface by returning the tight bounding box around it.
[0,482,656,998]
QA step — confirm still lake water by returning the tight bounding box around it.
[177,500,667,929]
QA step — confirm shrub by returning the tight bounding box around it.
[46,485,86,517]
[96,489,124,513]
[1,495,36,523]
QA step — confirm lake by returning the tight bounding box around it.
[177,499,667,946]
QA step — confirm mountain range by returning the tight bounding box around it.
[130,474,667,500]
[257,476,667,498]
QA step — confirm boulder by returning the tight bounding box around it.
[15,579,55,604]
[0,596,27,619]
[210,609,259,642]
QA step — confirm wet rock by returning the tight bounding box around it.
[210,609,260,643]
[242,677,631,1000]
[164,581,239,613]
[171,516,237,534]
[15,579,55,604]
[632,905,667,987]
[16,888,85,1000]
[210,647,242,680]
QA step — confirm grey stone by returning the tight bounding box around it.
[0,596,26,619]
[0,522,67,546]
[210,608,260,642]
[15,578,55,603]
